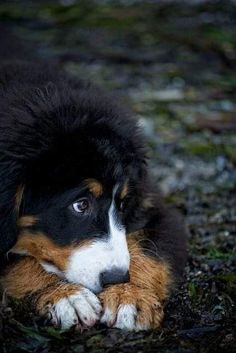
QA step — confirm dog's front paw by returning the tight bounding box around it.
[99,284,163,331]
[37,284,102,330]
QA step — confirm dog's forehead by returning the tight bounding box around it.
[26,151,127,196]
[24,119,140,192]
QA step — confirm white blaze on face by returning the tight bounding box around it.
[64,190,130,293]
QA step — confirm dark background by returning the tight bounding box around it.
[0,1,235,352]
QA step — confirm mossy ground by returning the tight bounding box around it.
[0,1,235,352]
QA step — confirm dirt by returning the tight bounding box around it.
[0,1,235,352]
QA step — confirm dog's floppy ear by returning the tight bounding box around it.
[0,163,23,255]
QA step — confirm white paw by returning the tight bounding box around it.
[114,304,137,330]
[101,304,148,331]
[49,288,102,330]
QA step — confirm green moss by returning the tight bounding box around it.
[0,3,35,20]
[86,334,104,348]
[204,27,236,47]
[207,248,236,260]
[181,141,223,157]
[44,327,66,339]
[181,140,236,160]
[224,143,236,163]
[214,273,236,283]
[188,282,199,302]
[13,321,50,343]
[214,273,236,297]
[215,74,236,92]
[38,2,144,29]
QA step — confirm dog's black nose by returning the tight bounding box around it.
[100,269,130,287]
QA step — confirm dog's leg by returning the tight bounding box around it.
[99,233,171,330]
[2,256,102,329]
[99,202,187,331]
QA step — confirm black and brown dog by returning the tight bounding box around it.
[0,62,187,331]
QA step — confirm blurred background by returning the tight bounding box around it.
[0,1,235,352]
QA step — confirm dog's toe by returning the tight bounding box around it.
[49,288,102,330]
[114,304,137,330]
[51,297,79,329]
[69,288,102,327]
[99,284,163,331]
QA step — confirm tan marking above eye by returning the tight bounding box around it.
[18,215,37,228]
[120,180,129,200]
[84,178,103,197]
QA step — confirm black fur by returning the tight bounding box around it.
[0,61,187,277]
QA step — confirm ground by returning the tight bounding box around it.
[0,1,235,352]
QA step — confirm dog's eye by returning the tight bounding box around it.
[72,198,89,213]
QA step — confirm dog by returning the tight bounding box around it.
[0,61,187,331]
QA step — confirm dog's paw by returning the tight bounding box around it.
[38,285,102,330]
[99,284,163,331]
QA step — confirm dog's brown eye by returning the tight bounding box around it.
[72,199,89,213]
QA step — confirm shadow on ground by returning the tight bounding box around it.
[0,1,235,352]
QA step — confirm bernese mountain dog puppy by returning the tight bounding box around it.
[0,61,187,331]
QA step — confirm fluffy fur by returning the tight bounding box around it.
[0,61,187,331]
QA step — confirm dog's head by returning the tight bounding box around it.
[0,78,148,292]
